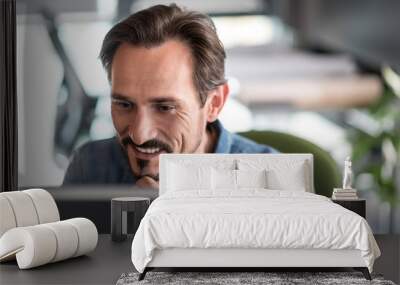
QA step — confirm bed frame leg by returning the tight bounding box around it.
[138,268,148,281]
[354,267,371,280]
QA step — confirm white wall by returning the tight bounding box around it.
[17,15,65,187]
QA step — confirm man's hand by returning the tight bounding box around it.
[135,176,159,189]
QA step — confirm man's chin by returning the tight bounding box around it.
[134,161,159,181]
[139,174,159,181]
[126,153,159,178]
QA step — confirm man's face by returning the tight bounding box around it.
[110,40,211,182]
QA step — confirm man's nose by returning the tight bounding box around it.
[128,109,157,145]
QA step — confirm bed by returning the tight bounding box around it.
[131,154,380,280]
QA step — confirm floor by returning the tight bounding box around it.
[0,234,398,284]
[373,234,400,284]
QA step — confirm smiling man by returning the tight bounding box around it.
[63,4,276,188]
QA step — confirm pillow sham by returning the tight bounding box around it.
[237,159,310,192]
[211,168,236,190]
[236,169,268,189]
[167,163,211,191]
[211,168,268,190]
[266,167,307,191]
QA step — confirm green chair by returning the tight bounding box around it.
[239,130,341,198]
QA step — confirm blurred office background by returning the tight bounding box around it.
[16,0,400,233]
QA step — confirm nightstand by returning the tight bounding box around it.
[111,197,150,242]
[332,199,366,218]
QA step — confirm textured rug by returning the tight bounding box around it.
[116,271,396,285]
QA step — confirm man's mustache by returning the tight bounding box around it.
[121,136,173,153]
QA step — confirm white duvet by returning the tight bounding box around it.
[131,190,380,273]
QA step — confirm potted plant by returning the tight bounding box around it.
[349,66,400,232]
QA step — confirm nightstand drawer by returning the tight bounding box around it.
[332,199,366,218]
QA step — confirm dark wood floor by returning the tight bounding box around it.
[374,234,400,284]
[0,234,398,284]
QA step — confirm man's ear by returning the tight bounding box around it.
[206,82,229,123]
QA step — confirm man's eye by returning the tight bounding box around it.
[156,104,175,112]
[112,99,132,109]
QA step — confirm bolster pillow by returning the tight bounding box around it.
[0,218,98,269]
[0,189,60,237]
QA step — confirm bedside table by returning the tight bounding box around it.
[111,197,151,242]
[332,199,366,218]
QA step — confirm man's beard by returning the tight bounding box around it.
[120,120,207,180]
[120,136,173,181]
[137,159,158,181]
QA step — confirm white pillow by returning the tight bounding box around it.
[238,159,310,192]
[266,161,308,191]
[212,168,236,190]
[236,169,268,189]
[211,169,268,190]
[167,163,211,191]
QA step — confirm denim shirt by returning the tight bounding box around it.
[63,121,277,185]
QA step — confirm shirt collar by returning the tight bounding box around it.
[212,120,233,153]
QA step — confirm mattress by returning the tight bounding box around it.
[131,190,380,273]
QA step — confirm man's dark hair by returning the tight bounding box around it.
[100,4,226,106]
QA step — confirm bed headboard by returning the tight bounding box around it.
[159,154,314,195]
